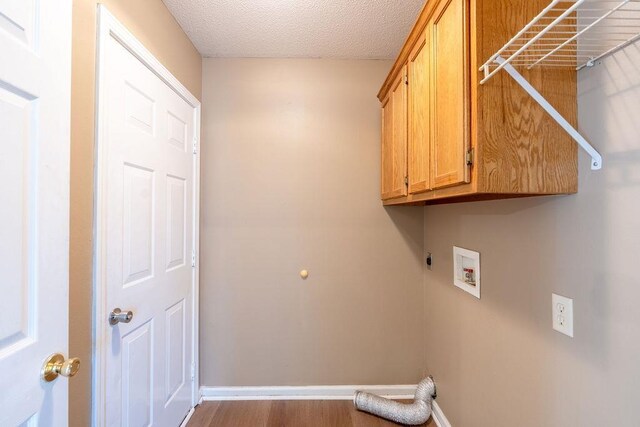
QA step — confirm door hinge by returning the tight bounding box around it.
[466,148,475,166]
[404,176,409,186]
[192,138,198,155]
[405,75,409,85]
[191,250,196,268]
[191,362,196,381]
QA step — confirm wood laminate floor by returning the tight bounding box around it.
[187,401,437,427]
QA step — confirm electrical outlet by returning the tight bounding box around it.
[552,293,574,337]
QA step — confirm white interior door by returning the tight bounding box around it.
[0,1,72,426]
[95,8,199,427]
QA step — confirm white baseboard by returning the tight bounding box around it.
[200,384,417,401]
[179,406,196,427]
[432,400,452,427]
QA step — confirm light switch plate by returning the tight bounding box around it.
[552,293,574,337]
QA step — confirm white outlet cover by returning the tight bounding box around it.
[453,246,480,299]
[552,293,574,337]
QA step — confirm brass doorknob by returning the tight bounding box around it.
[41,353,81,382]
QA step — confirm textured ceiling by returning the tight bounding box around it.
[162,0,426,59]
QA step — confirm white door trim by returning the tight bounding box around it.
[93,5,201,425]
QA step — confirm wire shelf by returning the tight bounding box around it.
[480,0,640,84]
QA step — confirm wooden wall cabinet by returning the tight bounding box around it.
[407,23,431,195]
[381,66,408,200]
[379,0,578,205]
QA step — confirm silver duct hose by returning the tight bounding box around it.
[353,376,437,426]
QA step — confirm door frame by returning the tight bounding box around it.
[92,6,201,425]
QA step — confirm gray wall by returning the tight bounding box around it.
[423,45,640,426]
[200,58,425,386]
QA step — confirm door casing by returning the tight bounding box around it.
[92,6,201,425]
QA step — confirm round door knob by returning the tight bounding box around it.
[42,353,81,382]
[109,308,134,325]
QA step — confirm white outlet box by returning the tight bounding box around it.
[453,246,480,299]
[552,293,574,337]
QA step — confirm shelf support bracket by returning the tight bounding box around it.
[494,56,602,170]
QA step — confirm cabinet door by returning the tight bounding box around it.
[408,27,432,194]
[381,67,408,200]
[432,0,470,189]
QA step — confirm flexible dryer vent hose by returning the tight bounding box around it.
[353,376,437,426]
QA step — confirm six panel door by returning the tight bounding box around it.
[0,0,73,427]
[0,1,72,426]
[100,28,196,427]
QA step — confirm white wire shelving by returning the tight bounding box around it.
[480,0,640,170]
